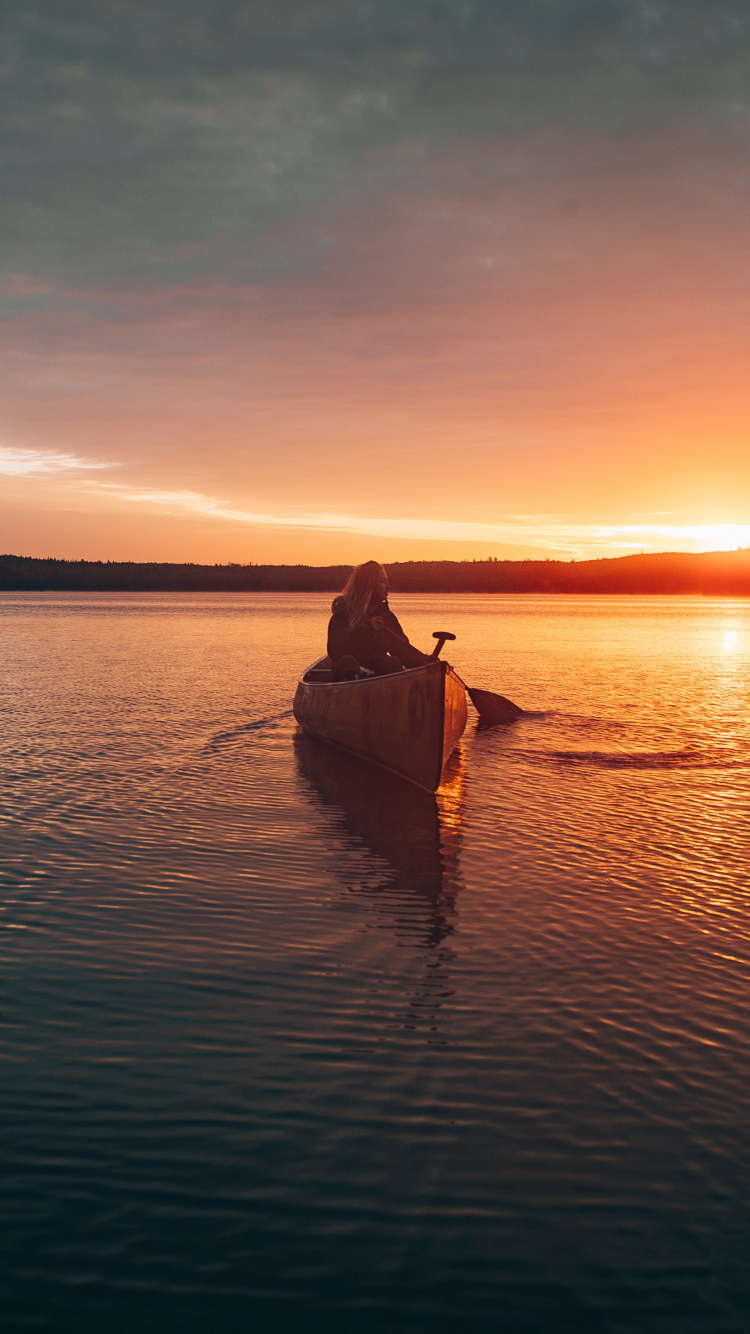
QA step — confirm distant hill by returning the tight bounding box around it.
[2,550,750,595]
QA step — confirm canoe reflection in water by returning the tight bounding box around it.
[294,730,466,951]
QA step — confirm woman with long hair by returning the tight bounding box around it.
[327,561,429,680]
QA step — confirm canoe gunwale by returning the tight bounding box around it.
[299,657,443,690]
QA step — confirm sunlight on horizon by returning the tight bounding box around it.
[4,446,750,562]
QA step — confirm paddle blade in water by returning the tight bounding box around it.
[467,687,523,726]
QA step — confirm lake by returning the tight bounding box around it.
[2,592,750,1333]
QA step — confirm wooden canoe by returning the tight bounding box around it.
[293,656,467,792]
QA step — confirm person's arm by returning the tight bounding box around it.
[374,615,430,668]
[368,604,409,640]
[382,606,409,641]
[367,602,430,666]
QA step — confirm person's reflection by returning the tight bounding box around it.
[293,732,466,951]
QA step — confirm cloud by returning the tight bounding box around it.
[9,2,750,80]
[113,486,750,555]
[4,2,750,289]
[9,457,750,556]
[0,446,117,476]
[5,5,750,564]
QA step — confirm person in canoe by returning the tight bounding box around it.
[328,561,430,680]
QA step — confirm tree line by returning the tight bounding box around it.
[2,550,750,595]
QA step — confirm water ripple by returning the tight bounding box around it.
[517,745,750,770]
[2,593,750,1334]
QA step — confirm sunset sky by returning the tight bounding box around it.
[3,1,750,564]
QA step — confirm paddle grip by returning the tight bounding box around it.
[430,631,456,659]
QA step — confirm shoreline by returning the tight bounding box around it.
[3,549,750,596]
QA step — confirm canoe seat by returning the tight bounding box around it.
[304,667,333,683]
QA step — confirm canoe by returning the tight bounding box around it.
[293,656,468,792]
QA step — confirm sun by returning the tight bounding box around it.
[685,525,750,552]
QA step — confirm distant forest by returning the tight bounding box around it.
[2,550,750,595]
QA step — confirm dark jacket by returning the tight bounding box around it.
[327,596,423,672]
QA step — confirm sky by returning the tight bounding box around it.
[3,0,750,564]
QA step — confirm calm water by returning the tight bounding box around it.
[2,592,750,1334]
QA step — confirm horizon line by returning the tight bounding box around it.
[3,548,750,569]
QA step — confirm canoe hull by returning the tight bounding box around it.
[293,659,467,792]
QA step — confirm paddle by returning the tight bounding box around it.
[427,634,524,725]
[377,621,523,725]
[464,684,524,726]
[430,630,455,658]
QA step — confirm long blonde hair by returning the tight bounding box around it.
[340,561,387,628]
